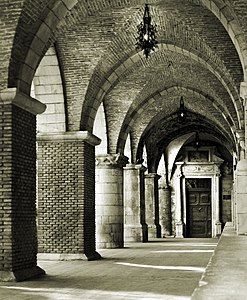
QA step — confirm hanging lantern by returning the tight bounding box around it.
[136,4,158,58]
[178,96,187,122]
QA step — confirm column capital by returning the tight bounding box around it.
[96,153,129,168]
[240,81,247,105]
[37,131,101,146]
[124,163,147,172]
[0,87,46,115]
[145,173,161,180]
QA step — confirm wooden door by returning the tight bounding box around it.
[186,179,211,238]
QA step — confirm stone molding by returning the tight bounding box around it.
[0,87,46,115]
[37,131,101,146]
[96,153,129,167]
[183,164,218,175]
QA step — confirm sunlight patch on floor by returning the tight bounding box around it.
[1,286,190,300]
[115,262,205,273]
[152,250,214,253]
[150,243,217,247]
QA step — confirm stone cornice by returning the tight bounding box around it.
[96,153,129,167]
[37,131,101,146]
[0,87,46,115]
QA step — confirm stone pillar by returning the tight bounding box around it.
[236,159,247,235]
[214,173,222,236]
[145,173,161,238]
[159,183,172,237]
[95,154,128,249]
[37,131,101,261]
[240,81,247,158]
[0,88,46,281]
[124,164,147,243]
[175,162,184,238]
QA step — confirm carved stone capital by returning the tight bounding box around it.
[240,81,247,104]
[96,153,129,168]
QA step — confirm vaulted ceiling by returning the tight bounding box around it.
[1,0,247,168]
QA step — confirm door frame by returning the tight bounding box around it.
[175,162,222,238]
[185,178,212,238]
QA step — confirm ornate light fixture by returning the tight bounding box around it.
[178,96,186,122]
[136,4,158,58]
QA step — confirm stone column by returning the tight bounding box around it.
[240,81,247,158]
[175,162,184,238]
[0,88,46,281]
[95,154,128,249]
[235,82,247,234]
[145,173,161,238]
[236,159,247,235]
[159,183,172,237]
[124,164,147,243]
[37,131,101,261]
[214,172,222,236]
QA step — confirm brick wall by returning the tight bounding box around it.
[0,103,13,272]
[0,103,38,273]
[12,106,37,271]
[37,137,98,258]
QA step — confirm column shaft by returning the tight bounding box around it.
[0,88,46,281]
[124,164,147,243]
[145,173,161,238]
[159,184,172,237]
[37,131,101,261]
[236,159,247,235]
[96,154,128,249]
[175,163,184,238]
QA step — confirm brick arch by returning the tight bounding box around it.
[200,0,247,80]
[111,45,243,149]
[123,45,242,125]
[6,0,246,91]
[10,0,78,95]
[147,125,235,174]
[81,1,243,131]
[81,42,242,130]
[140,113,234,172]
[117,86,235,156]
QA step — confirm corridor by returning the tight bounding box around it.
[0,238,217,300]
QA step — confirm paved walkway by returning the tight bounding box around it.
[0,238,217,300]
[192,224,247,300]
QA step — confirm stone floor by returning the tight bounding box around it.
[0,238,217,300]
[192,224,247,300]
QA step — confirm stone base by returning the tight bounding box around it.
[38,253,88,261]
[86,251,102,261]
[215,221,222,237]
[97,241,124,249]
[0,266,46,282]
[175,221,184,238]
[148,226,157,239]
[38,251,101,261]
[124,225,143,242]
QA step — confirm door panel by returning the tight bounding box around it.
[186,179,211,238]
